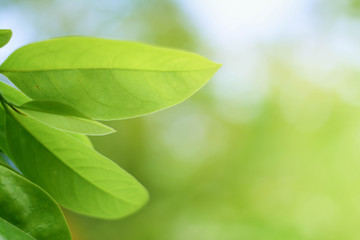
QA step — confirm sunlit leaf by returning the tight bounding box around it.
[0,80,93,153]
[0,164,71,240]
[68,132,93,147]
[0,81,30,105]
[0,29,12,48]
[0,37,221,120]
[18,100,115,135]
[5,105,148,219]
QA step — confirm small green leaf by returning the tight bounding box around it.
[18,100,115,135]
[5,106,148,219]
[0,165,71,240]
[0,37,221,120]
[0,29,12,48]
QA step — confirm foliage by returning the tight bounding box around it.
[0,29,220,239]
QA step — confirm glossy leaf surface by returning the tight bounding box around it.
[0,165,71,240]
[18,100,115,135]
[5,106,148,218]
[0,37,221,120]
[0,29,12,48]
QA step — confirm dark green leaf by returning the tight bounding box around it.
[18,100,115,135]
[0,164,71,240]
[0,105,10,156]
[0,37,221,120]
[0,152,8,166]
[0,29,12,48]
[0,81,29,156]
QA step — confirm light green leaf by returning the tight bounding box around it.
[68,132,93,147]
[18,100,115,135]
[0,164,71,240]
[0,37,221,120]
[0,80,30,105]
[5,106,148,219]
[0,80,93,154]
[0,29,12,48]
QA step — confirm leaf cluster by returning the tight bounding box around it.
[0,29,220,239]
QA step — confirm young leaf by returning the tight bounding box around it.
[5,106,149,219]
[0,37,221,120]
[0,29,12,48]
[17,100,115,135]
[0,165,71,240]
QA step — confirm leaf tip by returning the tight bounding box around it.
[0,29,13,49]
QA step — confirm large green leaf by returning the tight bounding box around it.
[0,165,71,240]
[5,105,148,218]
[0,29,12,48]
[0,37,221,120]
[18,100,115,135]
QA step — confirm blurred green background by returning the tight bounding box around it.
[2,0,360,239]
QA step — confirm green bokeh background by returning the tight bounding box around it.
[2,0,360,239]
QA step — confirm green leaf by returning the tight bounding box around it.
[0,152,8,166]
[0,29,12,48]
[0,218,35,240]
[68,132,93,147]
[17,100,115,135]
[0,164,71,240]
[0,105,10,156]
[0,37,221,120]
[5,106,148,219]
[0,81,30,156]
[0,80,92,154]
[0,80,30,105]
